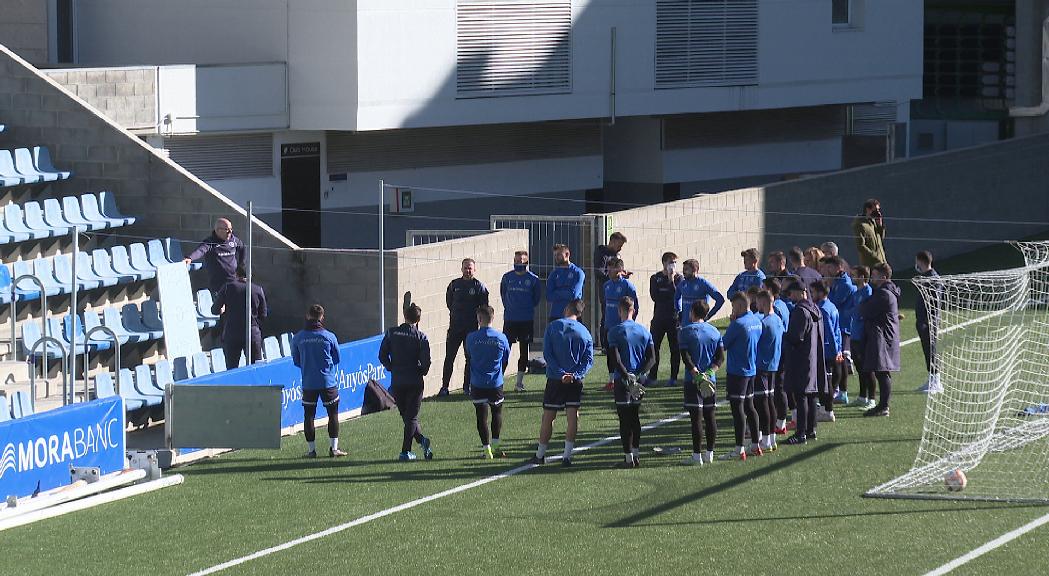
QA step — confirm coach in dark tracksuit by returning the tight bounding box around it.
[861,263,901,418]
[648,252,683,386]
[783,281,828,444]
[914,250,942,393]
[441,258,489,397]
[379,302,433,461]
[594,232,627,351]
[211,267,267,365]
[185,218,246,295]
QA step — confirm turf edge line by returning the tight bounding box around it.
[186,412,688,576]
[922,508,1049,576]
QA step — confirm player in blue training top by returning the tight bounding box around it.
[754,291,784,452]
[546,243,585,323]
[530,299,594,468]
[607,297,656,469]
[678,299,724,466]
[727,248,768,300]
[820,255,857,405]
[720,292,763,461]
[811,281,843,424]
[466,305,512,459]
[763,277,793,436]
[676,258,725,325]
[292,304,345,458]
[602,258,639,391]
[848,265,876,409]
[501,250,542,392]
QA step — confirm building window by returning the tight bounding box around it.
[456,0,573,98]
[832,0,850,25]
[655,0,759,89]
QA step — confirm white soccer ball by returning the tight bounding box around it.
[945,468,967,492]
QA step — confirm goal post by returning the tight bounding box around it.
[865,241,1049,503]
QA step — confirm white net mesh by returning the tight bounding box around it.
[866,241,1049,502]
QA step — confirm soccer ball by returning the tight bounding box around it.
[945,468,967,492]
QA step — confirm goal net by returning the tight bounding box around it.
[866,241,1049,502]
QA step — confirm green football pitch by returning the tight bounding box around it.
[3,243,1048,575]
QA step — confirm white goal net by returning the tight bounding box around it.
[866,241,1049,502]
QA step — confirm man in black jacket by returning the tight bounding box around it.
[648,251,683,386]
[914,250,942,394]
[379,301,434,461]
[185,218,246,295]
[862,263,901,417]
[783,281,828,445]
[441,258,489,397]
[211,266,267,365]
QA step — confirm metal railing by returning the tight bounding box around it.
[82,326,121,404]
[9,275,48,380]
[27,336,67,410]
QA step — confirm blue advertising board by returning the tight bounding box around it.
[185,334,388,429]
[0,396,126,500]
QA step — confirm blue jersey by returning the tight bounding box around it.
[818,298,842,356]
[607,320,653,378]
[727,269,767,299]
[501,270,542,322]
[678,322,723,383]
[772,298,791,329]
[849,284,873,341]
[546,263,585,320]
[676,276,725,324]
[757,313,784,372]
[466,327,511,389]
[291,327,341,390]
[724,311,762,377]
[828,272,857,335]
[603,277,639,328]
[543,318,594,381]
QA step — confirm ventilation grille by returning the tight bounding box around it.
[663,106,846,149]
[163,134,273,181]
[456,0,573,98]
[848,102,897,136]
[655,0,759,89]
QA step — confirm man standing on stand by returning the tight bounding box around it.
[441,258,489,397]
[211,266,267,365]
[184,218,246,295]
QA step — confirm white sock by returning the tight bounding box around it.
[775,419,786,429]
[691,452,703,462]
[330,438,338,451]
[563,441,575,459]
[704,450,714,462]
[307,441,316,452]
[536,443,547,458]
[736,445,744,454]
[483,444,491,450]
[625,453,634,463]
[858,396,867,403]
[631,448,640,458]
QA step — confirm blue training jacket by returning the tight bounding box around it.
[466,327,511,389]
[603,277,639,328]
[849,284,873,341]
[543,318,594,381]
[678,322,723,383]
[818,298,842,356]
[828,272,858,335]
[727,269,767,300]
[501,269,542,322]
[292,327,341,390]
[676,276,725,324]
[724,311,762,377]
[546,263,585,320]
[757,313,784,372]
[607,319,652,378]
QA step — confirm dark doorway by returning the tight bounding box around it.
[57,0,75,63]
[280,142,321,247]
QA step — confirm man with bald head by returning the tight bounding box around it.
[185,217,246,294]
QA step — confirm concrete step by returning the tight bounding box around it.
[0,360,30,385]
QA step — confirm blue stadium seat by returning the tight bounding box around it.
[97,192,135,227]
[11,391,34,419]
[74,252,115,289]
[77,193,124,229]
[101,306,143,344]
[14,147,56,182]
[164,238,203,271]
[129,367,163,404]
[0,266,13,306]
[54,254,102,292]
[42,197,75,231]
[32,257,67,297]
[84,308,130,345]
[0,149,25,187]
[172,356,193,381]
[23,201,60,237]
[111,245,154,281]
[140,299,164,332]
[64,314,112,353]
[94,371,123,403]
[155,359,175,391]
[129,243,156,277]
[263,336,281,362]
[22,321,67,359]
[3,203,46,241]
[0,209,31,244]
[134,364,165,396]
[32,146,71,180]
[196,290,220,327]
[120,368,160,408]
[92,249,136,284]
[0,395,10,422]
[279,332,293,357]
[10,260,42,301]
[209,348,227,372]
[147,238,174,269]
[192,352,212,377]
[121,304,163,341]
[239,351,247,367]
[61,195,105,231]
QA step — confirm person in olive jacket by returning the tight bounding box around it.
[852,198,887,267]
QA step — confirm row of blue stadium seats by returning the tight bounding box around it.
[95,334,295,412]
[0,390,33,422]
[0,238,201,305]
[21,292,224,358]
[1,191,134,245]
[0,146,72,187]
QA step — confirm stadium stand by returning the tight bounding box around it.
[0,146,73,186]
[263,336,281,362]
[0,393,10,421]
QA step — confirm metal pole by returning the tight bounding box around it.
[246,201,253,364]
[609,27,617,125]
[379,179,386,333]
[69,226,79,404]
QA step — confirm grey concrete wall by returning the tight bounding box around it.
[0,1,48,66]
[42,67,157,131]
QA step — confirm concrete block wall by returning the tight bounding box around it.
[609,187,766,326]
[0,1,48,66]
[42,67,157,131]
[395,229,527,395]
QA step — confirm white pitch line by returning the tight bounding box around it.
[923,509,1049,576]
[188,412,688,576]
[900,308,1008,347]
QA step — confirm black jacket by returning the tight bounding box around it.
[379,323,432,388]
